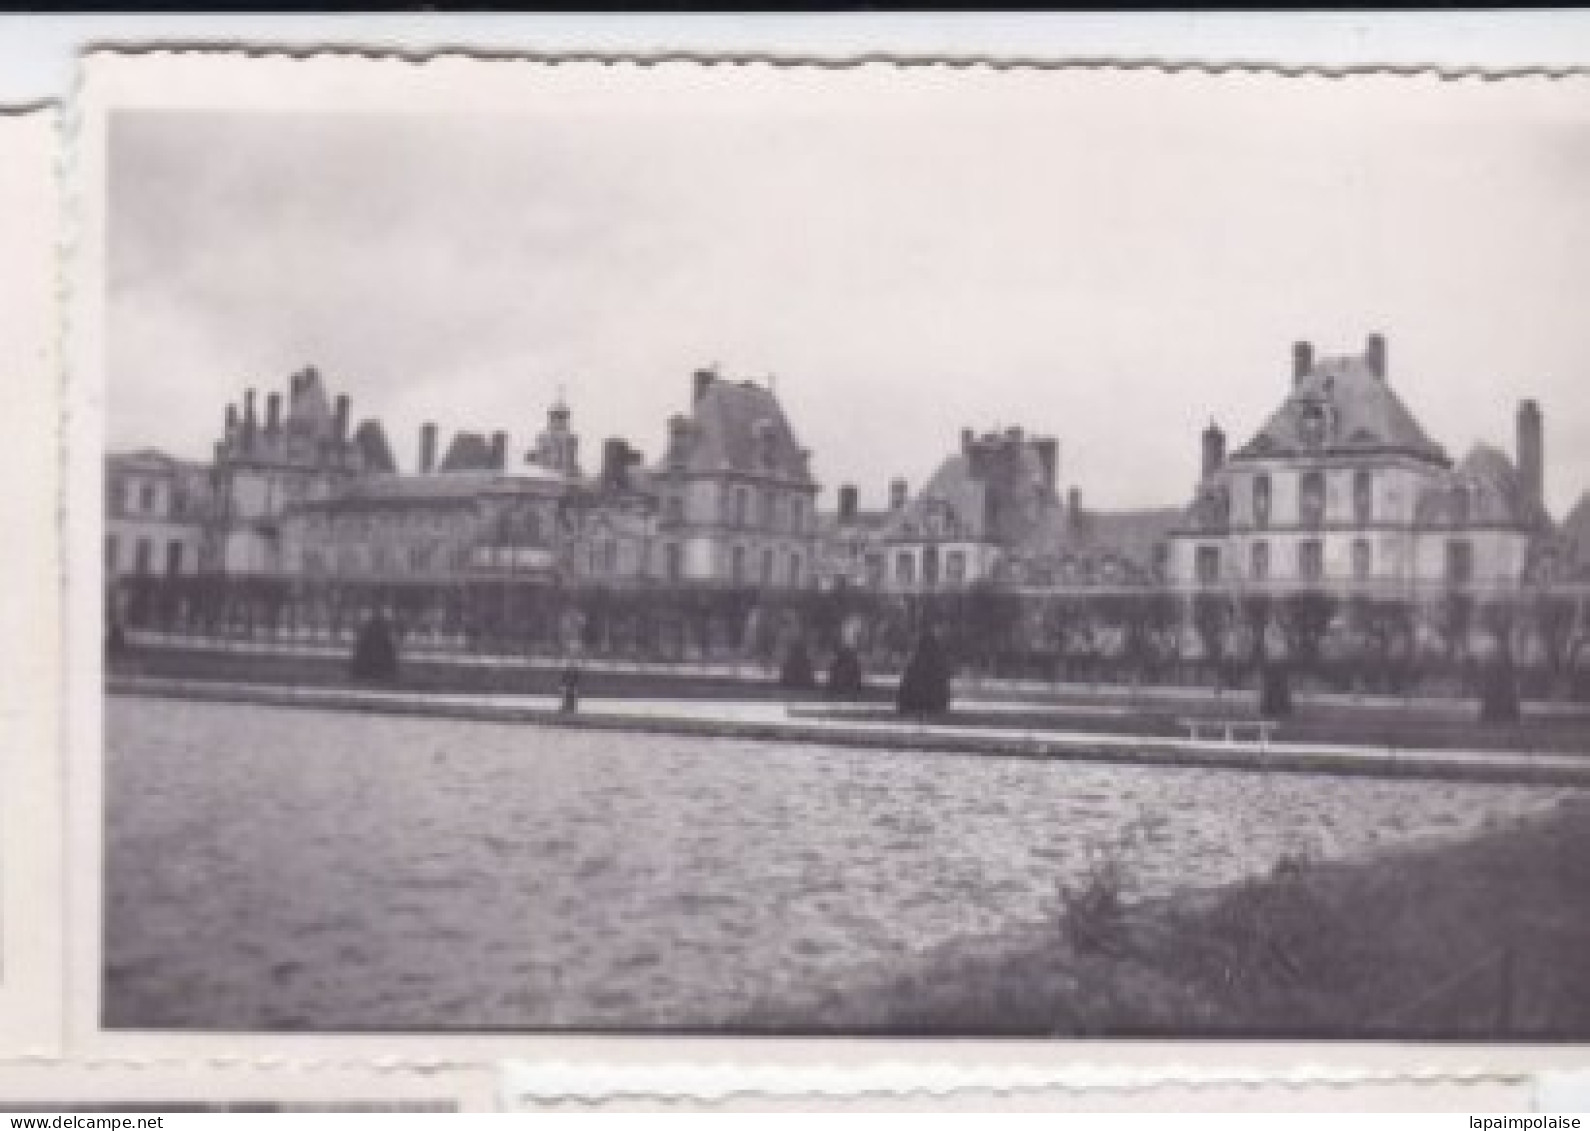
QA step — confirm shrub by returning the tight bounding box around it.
[826,644,864,698]
[779,637,816,690]
[897,627,952,716]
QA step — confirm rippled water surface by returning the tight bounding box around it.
[104,696,1577,1030]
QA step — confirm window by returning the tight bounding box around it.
[790,498,805,533]
[104,535,119,576]
[665,542,682,581]
[760,547,774,585]
[409,544,433,573]
[1353,470,1373,524]
[732,487,749,528]
[1299,404,1328,449]
[1195,545,1221,585]
[896,552,916,587]
[302,548,326,575]
[921,544,940,588]
[1451,485,1472,526]
[1352,538,1372,581]
[139,482,157,514]
[134,537,152,575]
[665,495,684,524]
[1252,474,1272,528]
[107,477,124,518]
[165,540,183,576]
[731,545,747,584]
[865,552,884,589]
[1300,470,1326,528]
[1446,540,1474,585]
[1250,541,1270,582]
[946,549,967,585]
[788,552,802,587]
[762,489,777,530]
[1299,539,1324,582]
[602,539,618,575]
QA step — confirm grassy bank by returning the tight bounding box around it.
[746,799,1590,1037]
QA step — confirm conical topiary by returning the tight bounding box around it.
[826,644,864,698]
[779,636,816,690]
[897,627,952,716]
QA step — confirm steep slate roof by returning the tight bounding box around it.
[883,439,1056,546]
[439,431,495,473]
[1556,492,1590,569]
[1232,354,1449,465]
[353,420,397,474]
[1413,443,1544,529]
[663,377,814,484]
[1051,507,1183,570]
[292,469,563,512]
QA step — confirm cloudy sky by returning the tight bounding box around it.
[107,66,1590,515]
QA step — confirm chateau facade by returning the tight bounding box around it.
[648,369,819,588]
[1167,336,1548,596]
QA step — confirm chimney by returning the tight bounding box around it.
[838,484,858,521]
[1292,340,1314,386]
[419,423,438,474]
[490,431,508,471]
[1068,486,1082,514]
[1034,437,1058,493]
[692,368,716,404]
[1365,333,1387,381]
[889,477,908,511]
[960,427,974,453]
[242,389,258,449]
[1202,420,1226,478]
[1517,398,1544,517]
[333,394,350,442]
[225,404,238,436]
[601,438,632,489]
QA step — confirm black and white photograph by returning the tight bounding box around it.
[86,56,1590,1037]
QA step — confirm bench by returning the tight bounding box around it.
[1180,717,1278,749]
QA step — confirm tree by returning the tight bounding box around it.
[897,626,952,716]
[1280,589,1337,676]
[1477,599,1521,724]
[1192,591,1235,688]
[1347,595,1415,694]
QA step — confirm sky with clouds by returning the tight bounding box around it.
[107,66,1590,516]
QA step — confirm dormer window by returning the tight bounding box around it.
[1299,404,1328,450]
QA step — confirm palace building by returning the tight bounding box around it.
[1167,334,1550,595]
[648,368,819,589]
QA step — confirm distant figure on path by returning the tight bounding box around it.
[559,664,582,714]
[897,626,952,717]
[349,610,400,684]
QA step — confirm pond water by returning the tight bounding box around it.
[104,695,1578,1031]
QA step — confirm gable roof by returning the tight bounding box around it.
[1232,354,1449,466]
